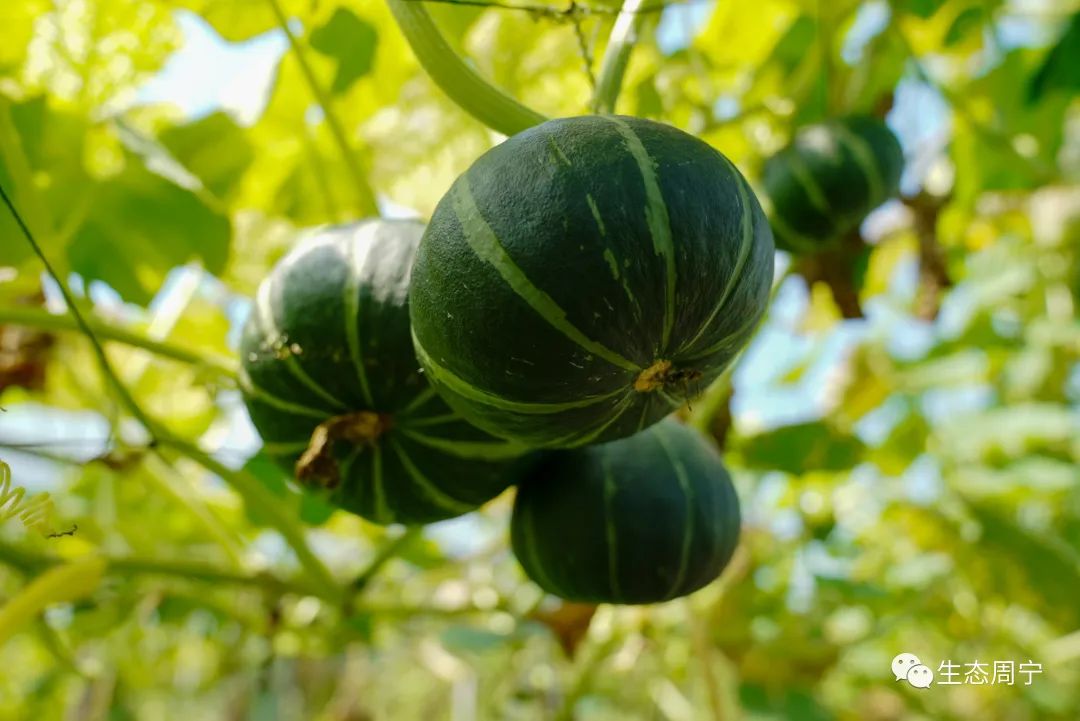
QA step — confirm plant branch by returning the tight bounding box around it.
[0,179,340,603]
[0,181,159,439]
[593,0,650,114]
[351,526,423,592]
[0,540,503,619]
[265,0,380,217]
[553,631,623,721]
[796,232,866,319]
[907,191,952,320]
[143,454,247,567]
[0,305,237,379]
[386,0,548,135]
[0,539,294,592]
[159,436,341,601]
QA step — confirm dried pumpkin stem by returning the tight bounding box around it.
[296,411,393,488]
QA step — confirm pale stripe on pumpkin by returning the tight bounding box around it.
[679,164,758,355]
[605,116,677,352]
[238,368,328,419]
[832,123,884,207]
[521,500,567,599]
[256,280,347,412]
[412,328,626,414]
[451,175,640,373]
[342,223,380,408]
[655,425,695,601]
[399,429,527,460]
[601,453,623,603]
[784,151,835,217]
[390,439,476,515]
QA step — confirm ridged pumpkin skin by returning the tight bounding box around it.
[763,116,903,253]
[410,115,775,449]
[239,220,526,525]
[511,419,741,604]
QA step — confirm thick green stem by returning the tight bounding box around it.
[265,0,380,216]
[0,540,293,592]
[593,0,650,114]
[0,531,426,606]
[386,0,548,136]
[0,305,237,379]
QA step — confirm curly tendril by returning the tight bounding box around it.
[0,459,55,537]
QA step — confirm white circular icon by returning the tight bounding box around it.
[906,664,934,688]
[891,652,921,682]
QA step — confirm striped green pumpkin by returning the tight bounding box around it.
[239,220,527,525]
[762,115,904,253]
[409,115,775,449]
[511,419,741,604]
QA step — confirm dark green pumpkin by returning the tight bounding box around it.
[239,220,527,525]
[762,115,904,253]
[410,115,775,449]
[511,419,741,604]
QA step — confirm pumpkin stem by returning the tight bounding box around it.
[295,411,393,489]
[634,360,672,392]
[634,360,705,400]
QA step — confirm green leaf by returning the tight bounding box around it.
[738,421,866,474]
[0,1,47,75]
[768,15,817,75]
[0,557,107,647]
[66,150,231,304]
[345,612,375,643]
[440,625,511,653]
[955,457,1080,498]
[1028,12,1080,103]
[634,75,663,118]
[240,452,296,528]
[0,97,93,267]
[309,7,378,95]
[175,0,286,42]
[870,410,930,475]
[243,453,334,526]
[900,0,945,19]
[395,535,447,570]
[936,404,1078,465]
[243,452,336,528]
[158,112,255,202]
[944,7,983,47]
[2,98,233,302]
[896,349,988,390]
[968,502,1080,626]
[953,50,1070,198]
[815,577,890,601]
[299,492,335,526]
